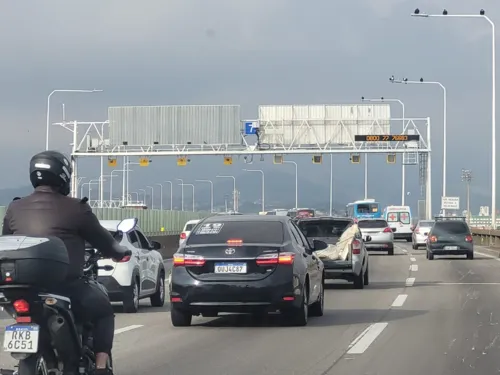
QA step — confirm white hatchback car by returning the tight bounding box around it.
[95,218,166,313]
[179,219,200,247]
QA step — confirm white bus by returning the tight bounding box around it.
[383,205,412,241]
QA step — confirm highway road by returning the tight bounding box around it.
[1,244,500,374]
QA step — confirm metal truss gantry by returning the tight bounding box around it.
[55,116,432,219]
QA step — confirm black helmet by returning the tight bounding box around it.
[29,151,72,196]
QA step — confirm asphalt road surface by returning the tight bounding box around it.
[2,244,500,374]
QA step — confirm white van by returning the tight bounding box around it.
[383,206,412,242]
[179,219,200,246]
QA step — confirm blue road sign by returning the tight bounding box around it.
[244,121,258,135]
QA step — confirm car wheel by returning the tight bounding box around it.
[467,252,474,260]
[123,278,140,313]
[171,306,192,327]
[406,238,412,242]
[150,270,165,307]
[309,280,324,317]
[284,284,308,326]
[353,270,364,289]
[428,251,434,260]
[388,247,394,256]
[412,243,417,250]
[363,265,369,285]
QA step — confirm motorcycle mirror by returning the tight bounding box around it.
[117,218,138,233]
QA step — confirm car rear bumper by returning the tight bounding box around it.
[393,232,412,240]
[97,276,126,301]
[170,273,301,313]
[365,242,393,250]
[413,234,428,244]
[428,244,473,255]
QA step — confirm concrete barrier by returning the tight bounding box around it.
[149,234,180,259]
[471,228,500,248]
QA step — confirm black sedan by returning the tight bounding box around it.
[169,215,328,327]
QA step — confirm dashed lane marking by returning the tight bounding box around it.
[347,323,389,354]
[410,257,416,262]
[114,325,144,335]
[409,264,418,272]
[405,277,416,287]
[391,294,408,307]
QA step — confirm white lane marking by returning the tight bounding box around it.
[476,251,500,260]
[410,257,416,262]
[114,325,143,335]
[347,323,389,354]
[409,264,418,272]
[402,249,408,253]
[391,294,408,307]
[405,277,416,286]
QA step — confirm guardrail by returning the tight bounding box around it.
[471,229,500,248]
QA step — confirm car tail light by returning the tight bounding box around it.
[173,253,205,267]
[180,232,187,240]
[465,235,473,243]
[227,239,243,246]
[118,255,131,263]
[13,299,30,314]
[256,252,295,266]
[430,235,438,243]
[383,227,392,233]
[352,239,361,255]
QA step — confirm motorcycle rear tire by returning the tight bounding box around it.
[17,354,48,375]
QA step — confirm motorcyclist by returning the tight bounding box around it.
[2,150,131,375]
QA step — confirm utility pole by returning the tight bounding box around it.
[461,169,472,225]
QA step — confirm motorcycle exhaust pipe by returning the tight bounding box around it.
[46,314,80,365]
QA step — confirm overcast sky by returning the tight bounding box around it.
[0,0,497,213]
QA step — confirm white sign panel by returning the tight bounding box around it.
[441,196,460,210]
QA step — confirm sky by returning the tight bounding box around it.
[0,0,498,214]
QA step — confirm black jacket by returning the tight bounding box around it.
[2,186,126,280]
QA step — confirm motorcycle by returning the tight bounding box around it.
[0,248,113,375]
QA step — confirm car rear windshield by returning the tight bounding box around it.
[297,220,351,237]
[184,223,197,231]
[418,221,434,228]
[358,220,388,228]
[186,221,284,245]
[357,204,379,214]
[432,222,470,235]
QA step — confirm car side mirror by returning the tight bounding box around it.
[117,218,138,233]
[150,240,161,250]
[392,228,397,232]
[364,235,372,242]
[312,239,328,251]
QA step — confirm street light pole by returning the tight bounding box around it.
[283,161,298,208]
[138,189,147,205]
[176,179,184,211]
[390,76,446,213]
[410,9,496,226]
[216,176,237,211]
[146,186,155,209]
[462,169,473,225]
[362,97,406,204]
[164,181,173,210]
[243,169,265,212]
[46,89,103,150]
[109,169,128,202]
[196,180,214,212]
[155,183,164,210]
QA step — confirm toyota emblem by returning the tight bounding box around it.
[225,248,235,255]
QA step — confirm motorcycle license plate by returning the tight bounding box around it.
[3,324,39,353]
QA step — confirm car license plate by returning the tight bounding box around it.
[444,246,459,250]
[214,263,247,274]
[3,324,39,353]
